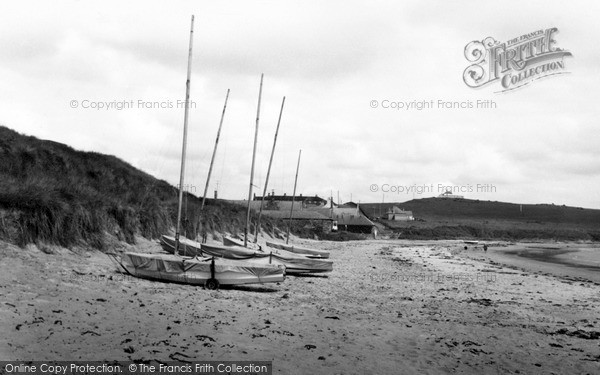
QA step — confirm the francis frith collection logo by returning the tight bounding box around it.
[463,27,572,92]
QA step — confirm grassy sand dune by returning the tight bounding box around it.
[0,126,289,250]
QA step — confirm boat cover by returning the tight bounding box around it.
[160,235,203,256]
[201,243,333,274]
[119,252,285,285]
[160,235,333,274]
[265,241,330,258]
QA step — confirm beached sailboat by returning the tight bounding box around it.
[258,148,332,259]
[194,78,332,274]
[264,241,330,259]
[160,231,332,274]
[246,97,332,260]
[112,16,285,289]
[117,252,285,287]
[201,242,333,274]
[158,86,228,253]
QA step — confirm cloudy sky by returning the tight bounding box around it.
[1,0,598,208]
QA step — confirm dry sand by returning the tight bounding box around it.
[1,238,599,374]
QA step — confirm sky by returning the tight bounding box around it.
[1,0,599,209]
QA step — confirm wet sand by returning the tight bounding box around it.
[462,242,600,284]
[509,245,600,270]
[1,238,600,374]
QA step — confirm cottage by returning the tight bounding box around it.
[261,209,334,232]
[311,206,377,234]
[386,206,414,221]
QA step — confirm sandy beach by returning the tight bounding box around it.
[2,238,599,374]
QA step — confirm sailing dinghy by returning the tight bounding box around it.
[201,241,333,274]
[112,16,285,289]
[265,241,330,259]
[160,235,332,274]
[118,253,284,289]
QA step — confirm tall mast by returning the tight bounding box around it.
[286,149,302,244]
[245,74,263,247]
[254,96,286,243]
[201,89,230,211]
[175,15,195,255]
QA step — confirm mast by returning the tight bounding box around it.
[175,15,195,256]
[286,149,302,244]
[245,74,263,247]
[254,96,286,243]
[201,89,230,211]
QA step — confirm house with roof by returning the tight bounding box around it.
[310,206,377,234]
[253,191,328,207]
[437,190,464,199]
[385,206,414,221]
[240,196,334,232]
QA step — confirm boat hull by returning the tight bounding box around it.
[160,235,203,256]
[201,242,333,274]
[118,252,285,286]
[265,241,330,259]
[223,236,261,249]
[160,235,333,274]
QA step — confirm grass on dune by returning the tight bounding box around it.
[0,126,281,250]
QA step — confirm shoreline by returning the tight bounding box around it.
[458,241,600,284]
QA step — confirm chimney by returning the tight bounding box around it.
[214,190,218,200]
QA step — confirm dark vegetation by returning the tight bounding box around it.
[0,126,280,250]
[362,199,600,241]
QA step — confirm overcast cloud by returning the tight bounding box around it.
[1,0,598,208]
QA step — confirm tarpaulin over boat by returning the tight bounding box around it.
[201,243,334,274]
[160,235,203,256]
[119,252,285,286]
